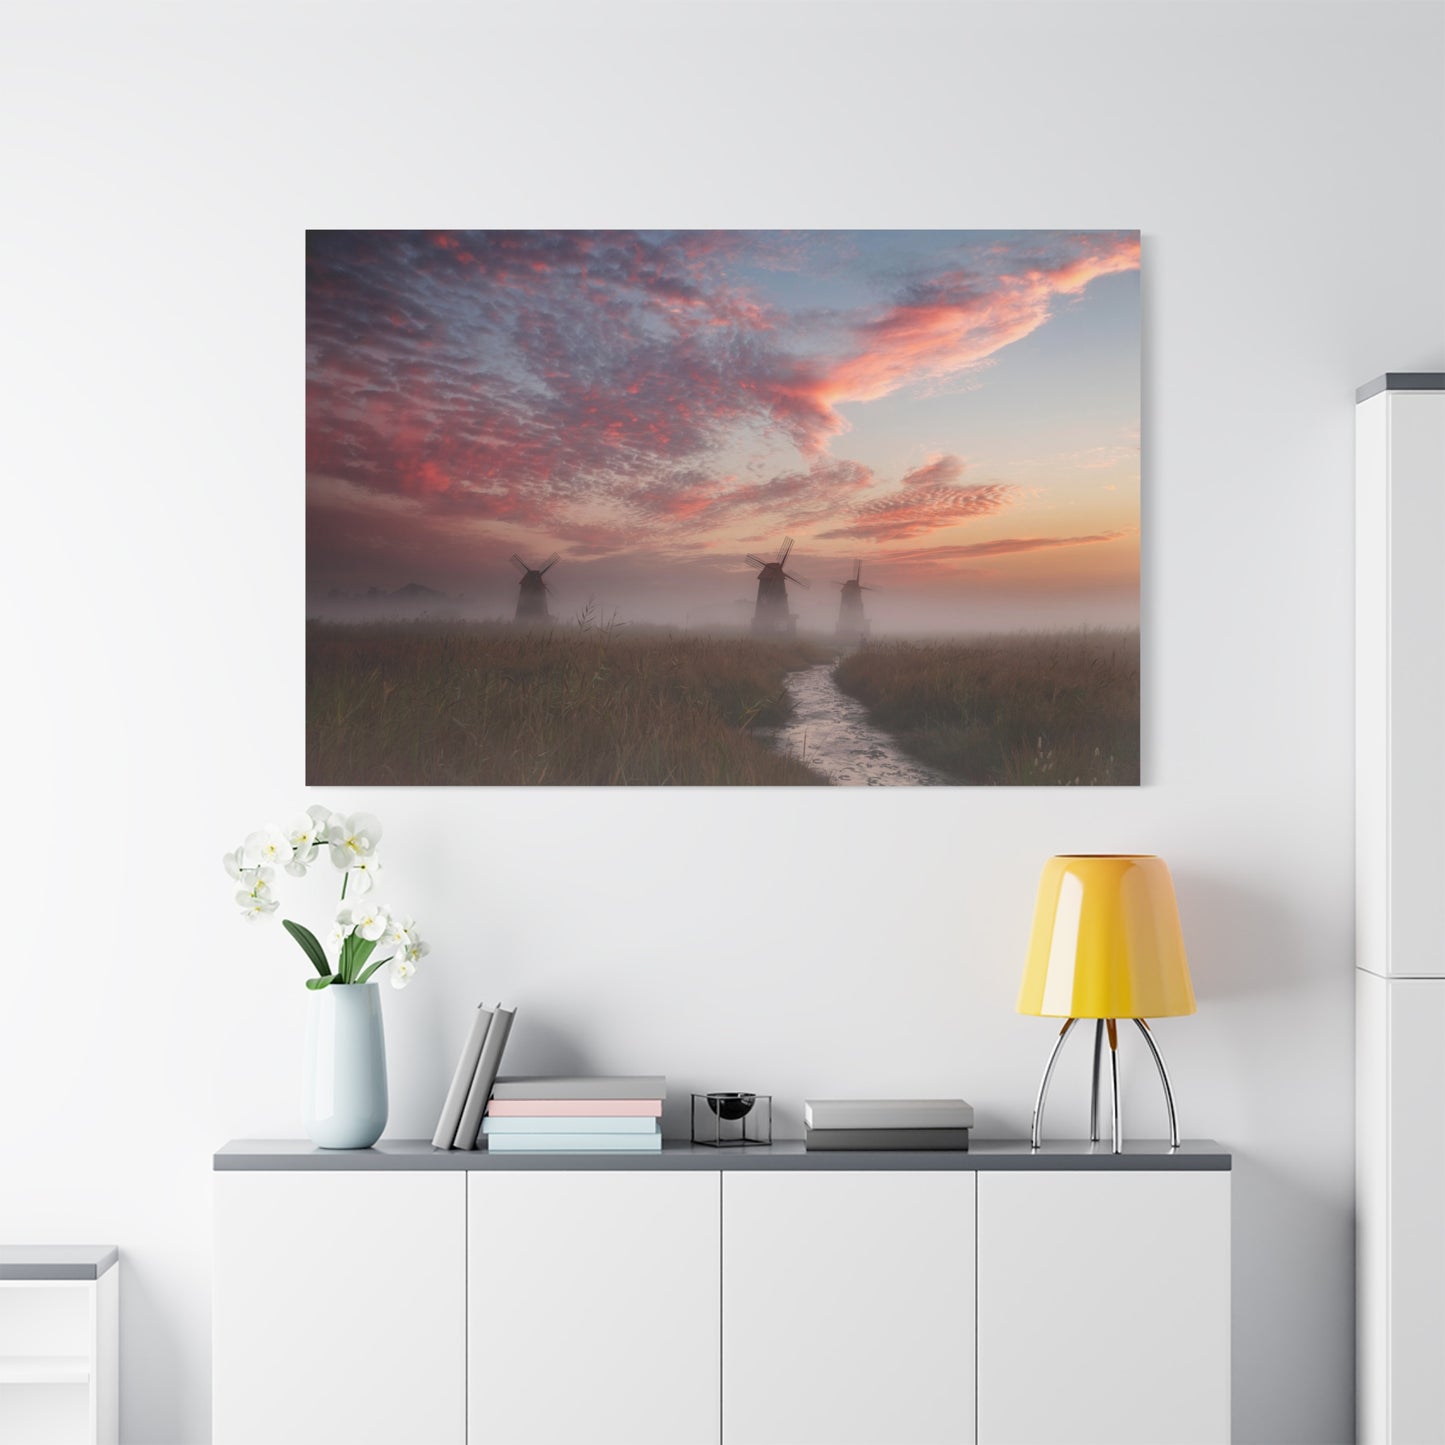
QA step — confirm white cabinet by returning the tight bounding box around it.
[977,1172,1230,1445]
[213,1171,466,1445]
[214,1147,1229,1445]
[0,1252,117,1445]
[467,1171,719,1445]
[722,1171,974,1445]
[1355,374,1445,1445]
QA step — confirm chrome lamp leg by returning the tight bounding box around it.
[1089,1020,1104,1142]
[1106,1018,1121,1154]
[1134,1018,1180,1148]
[1030,1017,1077,1149]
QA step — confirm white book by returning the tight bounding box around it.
[456,1005,516,1150]
[431,1005,494,1149]
[803,1098,975,1130]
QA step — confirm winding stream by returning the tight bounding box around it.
[765,662,952,786]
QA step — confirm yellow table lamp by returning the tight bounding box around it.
[1019,855,1194,1153]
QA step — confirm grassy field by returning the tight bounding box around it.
[307,620,832,785]
[832,630,1140,785]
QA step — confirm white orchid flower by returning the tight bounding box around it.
[307,803,332,830]
[284,816,322,875]
[400,936,430,967]
[327,813,382,870]
[385,915,417,949]
[353,903,391,942]
[223,847,254,884]
[236,889,278,922]
[244,825,294,871]
[389,956,416,989]
[328,909,356,947]
[346,856,381,895]
[285,848,316,878]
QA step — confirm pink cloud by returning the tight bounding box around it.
[306,231,1137,568]
[889,530,1134,563]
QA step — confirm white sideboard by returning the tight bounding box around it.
[0,1247,118,1445]
[1355,371,1445,1445]
[214,1140,1230,1445]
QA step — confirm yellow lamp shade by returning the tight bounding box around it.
[1017,855,1195,1019]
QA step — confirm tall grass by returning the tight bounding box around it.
[307,620,831,785]
[832,630,1140,785]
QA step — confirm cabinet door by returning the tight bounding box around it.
[723,1171,975,1445]
[467,1171,720,1445]
[977,1171,1229,1445]
[214,1171,466,1445]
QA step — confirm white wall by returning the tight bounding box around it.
[3,3,1442,1441]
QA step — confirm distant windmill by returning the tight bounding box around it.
[510,552,559,623]
[835,559,876,641]
[746,536,809,636]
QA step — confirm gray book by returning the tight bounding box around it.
[805,1126,971,1151]
[804,1099,975,1131]
[489,1075,666,1101]
[431,1004,494,1150]
[457,1006,516,1149]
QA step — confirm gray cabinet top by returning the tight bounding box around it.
[1356,373,1445,402]
[215,1138,1230,1172]
[0,1246,118,1280]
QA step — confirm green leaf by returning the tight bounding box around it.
[283,919,332,978]
[349,937,378,976]
[355,955,393,986]
[304,975,334,991]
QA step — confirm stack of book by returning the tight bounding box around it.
[803,1098,973,1150]
[431,1003,517,1151]
[482,1076,666,1152]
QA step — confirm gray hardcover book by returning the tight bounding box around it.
[804,1126,971,1151]
[431,1004,494,1150]
[457,1006,516,1149]
[489,1075,666,1101]
[804,1099,975,1131]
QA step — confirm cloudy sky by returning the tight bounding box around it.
[306,229,1139,629]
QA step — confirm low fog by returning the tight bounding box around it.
[307,572,1138,635]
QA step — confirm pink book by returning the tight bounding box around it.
[485,1098,663,1117]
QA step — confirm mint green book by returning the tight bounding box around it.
[485,1132,663,1152]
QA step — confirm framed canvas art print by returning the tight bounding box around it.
[306,229,1139,786]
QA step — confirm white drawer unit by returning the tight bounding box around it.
[0,1248,118,1445]
[213,1140,1231,1445]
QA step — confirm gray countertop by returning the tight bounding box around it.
[0,1246,119,1280]
[1356,372,1445,402]
[215,1138,1230,1172]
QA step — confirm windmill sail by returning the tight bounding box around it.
[749,537,804,637]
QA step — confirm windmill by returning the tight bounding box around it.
[510,552,559,623]
[746,536,809,635]
[835,559,876,641]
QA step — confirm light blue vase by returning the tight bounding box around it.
[303,982,388,1149]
